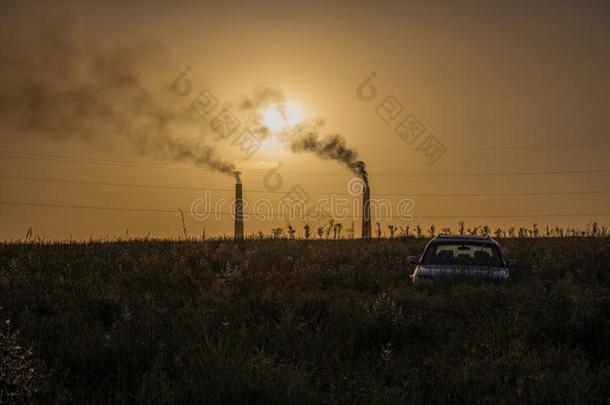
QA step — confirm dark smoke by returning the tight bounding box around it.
[134,128,236,174]
[237,86,286,141]
[0,13,236,176]
[289,129,369,184]
[239,86,285,111]
[239,87,369,183]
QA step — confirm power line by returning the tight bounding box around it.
[0,201,179,214]
[0,201,232,215]
[0,175,207,192]
[2,174,610,198]
[0,150,203,171]
[360,141,610,151]
[424,213,610,219]
[1,200,610,220]
[2,150,610,178]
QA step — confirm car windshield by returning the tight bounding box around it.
[421,242,504,267]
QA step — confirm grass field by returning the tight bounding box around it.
[1,237,610,403]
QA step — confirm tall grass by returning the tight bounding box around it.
[1,237,609,403]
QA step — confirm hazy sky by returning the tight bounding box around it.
[1,0,609,239]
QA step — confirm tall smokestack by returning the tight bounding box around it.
[362,183,371,239]
[234,171,244,240]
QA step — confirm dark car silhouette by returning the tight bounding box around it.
[409,235,516,284]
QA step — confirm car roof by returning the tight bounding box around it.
[430,234,500,245]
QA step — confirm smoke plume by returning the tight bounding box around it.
[289,128,369,184]
[0,13,236,176]
[239,86,285,111]
[239,87,369,183]
[237,86,286,141]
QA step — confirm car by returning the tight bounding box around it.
[409,235,516,284]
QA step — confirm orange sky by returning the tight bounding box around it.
[1,0,609,240]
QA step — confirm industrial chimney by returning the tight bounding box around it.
[361,183,371,239]
[234,171,244,240]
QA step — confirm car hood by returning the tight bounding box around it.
[415,265,508,280]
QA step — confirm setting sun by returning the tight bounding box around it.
[262,102,302,133]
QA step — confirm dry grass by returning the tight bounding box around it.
[1,237,609,403]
